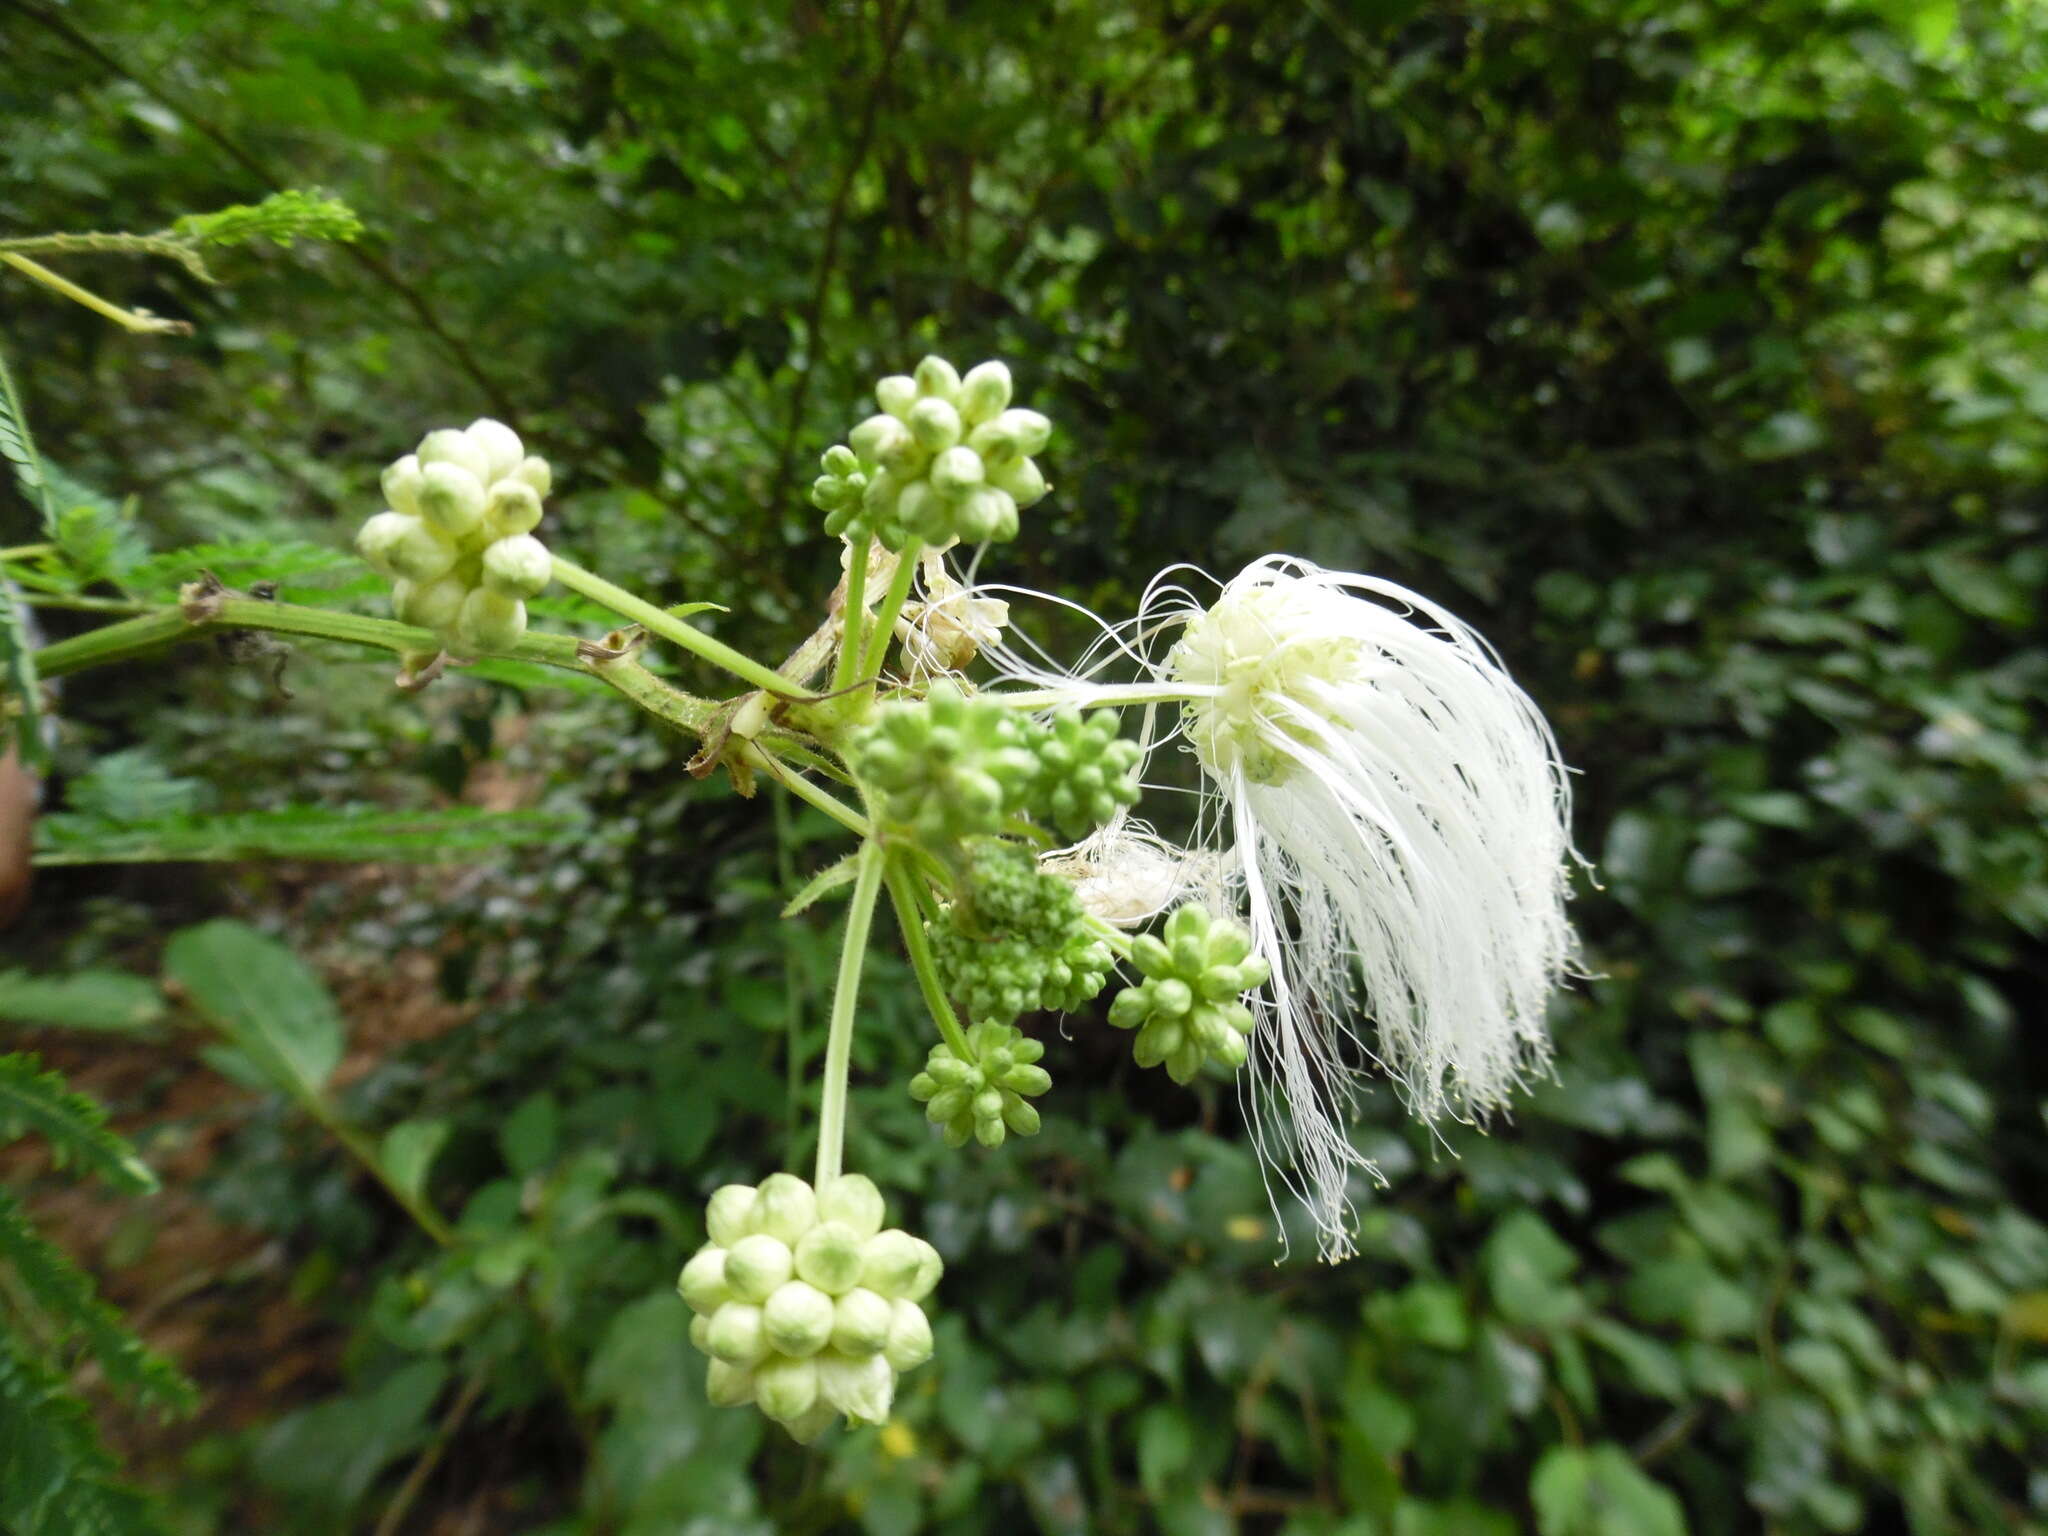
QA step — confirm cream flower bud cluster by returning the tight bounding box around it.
[356,418,554,655]
[811,356,1051,550]
[677,1172,939,1443]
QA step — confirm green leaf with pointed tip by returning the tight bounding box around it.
[782,850,863,916]
[164,920,343,1099]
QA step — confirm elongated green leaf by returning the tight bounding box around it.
[0,1192,197,1416]
[163,921,343,1099]
[37,805,580,865]
[0,969,166,1032]
[0,1054,155,1193]
[782,850,864,916]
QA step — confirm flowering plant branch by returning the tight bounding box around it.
[25,350,1580,1443]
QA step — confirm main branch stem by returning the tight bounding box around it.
[549,556,801,698]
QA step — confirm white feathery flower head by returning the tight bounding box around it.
[981,554,1578,1261]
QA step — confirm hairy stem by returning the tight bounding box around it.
[549,556,803,698]
[815,840,885,1186]
[745,745,871,836]
[33,598,584,680]
[886,860,975,1061]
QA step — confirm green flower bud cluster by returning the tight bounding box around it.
[850,681,1041,848]
[356,419,554,656]
[810,355,1051,550]
[851,687,1143,856]
[928,842,1113,1025]
[1027,708,1143,841]
[678,1172,939,1443]
[908,1021,1051,1147]
[1107,904,1271,1083]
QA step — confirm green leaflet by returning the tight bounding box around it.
[36,805,582,865]
[0,339,49,765]
[0,1333,169,1536]
[0,1054,156,1194]
[0,1191,197,1416]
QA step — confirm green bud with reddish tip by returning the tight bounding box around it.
[723,1233,794,1302]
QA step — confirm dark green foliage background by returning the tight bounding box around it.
[3,0,2045,1532]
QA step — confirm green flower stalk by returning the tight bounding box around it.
[679,1172,940,1442]
[908,1021,1051,1147]
[1107,903,1270,1083]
